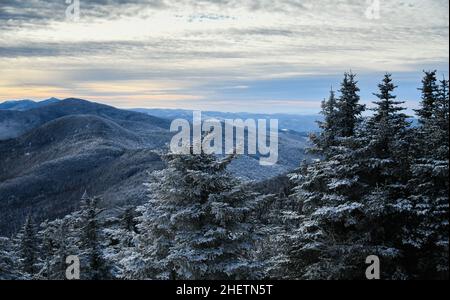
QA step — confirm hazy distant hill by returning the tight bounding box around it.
[133,108,321,133]
[134,107,313,179]
[0,98,60,111]
[0,98,171,141]
[0,99,172,234]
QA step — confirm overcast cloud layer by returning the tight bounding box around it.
[0,0,448,113]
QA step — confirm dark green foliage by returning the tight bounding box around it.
[282,72,448,280]
[16,215,39,277]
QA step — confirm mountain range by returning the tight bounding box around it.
[0,98,61,111]
[0,98,313,235]
[133,108,321,133]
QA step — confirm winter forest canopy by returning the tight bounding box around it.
[0,71,448,280]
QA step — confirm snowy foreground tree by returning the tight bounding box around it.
[0,237,20,280]
[1,193,113,280]
[280,72,372,279]
[76,193,112,280]
[405,73,449,279]
[15,215,40,278]
[281,72,448,280]
[310,89,339,157]
[36,217,78,280]
[124,148,268,280]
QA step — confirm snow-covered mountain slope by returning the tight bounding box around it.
[0,99,311,235]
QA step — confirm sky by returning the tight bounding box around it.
[0,0,448,114]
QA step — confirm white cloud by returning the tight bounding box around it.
[0,0,448,111]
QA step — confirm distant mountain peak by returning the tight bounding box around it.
[43,97,60,102]
[0,97,60,111]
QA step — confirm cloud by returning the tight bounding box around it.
[0,0,448,112]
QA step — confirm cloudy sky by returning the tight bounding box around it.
[0,0,448,113]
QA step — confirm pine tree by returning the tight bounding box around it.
[130,149,264,280]
[434,78,450,160]
[336,72,365,138]
[416,70,439,122]
[35,217,77,280]
[359,74,411,278]
[105,207,139,279]
[0,236,20,280]
[16,215,39,277]
[406,72,449,279]
[78,193,112,280]
[280,73,369,279]
[436,78,449,132]
[311,88,339,157]
[365,74,410,183]
[35,220,55,279]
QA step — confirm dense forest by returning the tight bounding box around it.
[0,71,448,280]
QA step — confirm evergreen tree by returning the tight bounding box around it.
[0,237,20,280]
[416,70,439,122]
[436,78,449,133]
[130,149,264,280]
[36,217,77,280]
[336,72,365,137]
[281,73,369,279]
[105,207,139,279]
[311,89,339,157]
[365,74,410,183]
[78,193,112,280]
[281,74,414,279]
[35,220,55,279]
[360,74,411,278]
[16,215,39,277]
[406,72,449,279]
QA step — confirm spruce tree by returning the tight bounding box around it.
[130,149,264,280]
[406,72,449,279]
[365,74,410,183]
[35,220,55,279]
[105,207,139,279]
[0,237,20,280]
[78,193,112,280]
[336,72,365,137]
[16,215,39,277]
[311,89,339,157]
[281,73,369,279]
[36,217,77,280]
[360,74,411,278]
[416,70,439,122]
[436,78,449,132]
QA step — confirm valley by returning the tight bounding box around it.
[0,98,312,235]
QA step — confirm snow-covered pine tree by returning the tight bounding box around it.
[406,72,449,279]
[282,72,370,279]
[435,78,450,158]
[104,207,139,279]
[35,217,78,280]
[436,78,449,130]
[0,236,20,280]
[359,74,411,278]
[364,74,410,188]
[264,162,309,279]
[35,220,55,279]
[130,148,264,280]
[78,193,112,280]
[15,215,39,278]
[335,72,365,138]
[416,70,439,123]
[310,89,339,158]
